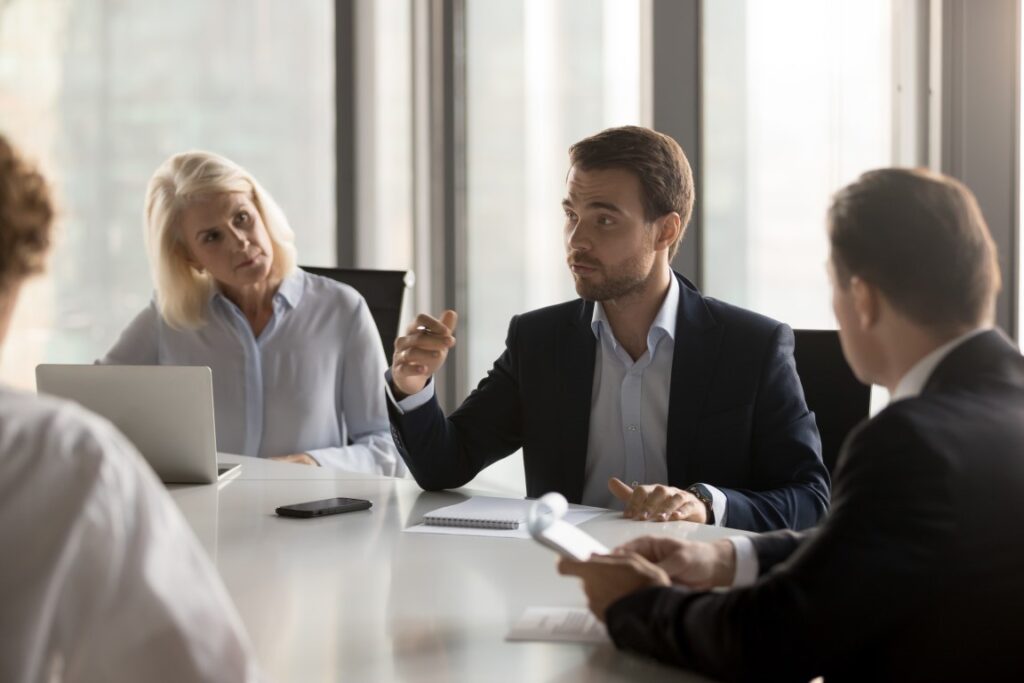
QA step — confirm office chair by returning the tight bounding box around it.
[792,329,871,475]
[300,266,414,365]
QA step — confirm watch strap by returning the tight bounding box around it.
[685,484,715,525]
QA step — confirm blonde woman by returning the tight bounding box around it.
[102,151,402,475]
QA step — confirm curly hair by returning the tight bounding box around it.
[0,134,53,291]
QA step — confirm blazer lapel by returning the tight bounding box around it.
[558,299,597,503]
[665,273,722,486]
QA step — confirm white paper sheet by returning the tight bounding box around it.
[506,607,609,644]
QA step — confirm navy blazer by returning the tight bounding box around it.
[388,273,830,531]
[605,329,1024,681]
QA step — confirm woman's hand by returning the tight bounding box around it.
[269,453,319,466]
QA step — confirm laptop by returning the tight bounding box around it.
[35,364,239,484]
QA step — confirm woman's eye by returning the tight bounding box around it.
[234,211,250,226]
[202,231,221,243]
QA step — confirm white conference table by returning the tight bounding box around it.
[169,454,745,683]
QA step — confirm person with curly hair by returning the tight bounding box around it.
[0,134,264,683]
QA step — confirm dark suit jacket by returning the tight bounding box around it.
[389,273,830,531]
[606,329,1024,681]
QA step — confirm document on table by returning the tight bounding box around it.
[506,607,610,644]
[404,496,605,538]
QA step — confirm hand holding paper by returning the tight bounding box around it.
[527,492,609,561]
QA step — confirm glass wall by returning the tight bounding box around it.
[703,0,894,330]
[0,0,334,389]
[465,0,644,385]
[463,0,644,493]
[354,0,414,272]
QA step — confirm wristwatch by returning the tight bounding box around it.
[685,484,715,524]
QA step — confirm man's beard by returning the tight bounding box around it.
[572,252,653,302]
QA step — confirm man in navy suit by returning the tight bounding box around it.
[558,168,1024,680]
[386,126,829,532]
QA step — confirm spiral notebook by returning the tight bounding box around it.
[422,497,532,530]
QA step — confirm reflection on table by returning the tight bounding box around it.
[169,454,741,683]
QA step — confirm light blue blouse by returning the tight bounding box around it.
[101,269,404,476]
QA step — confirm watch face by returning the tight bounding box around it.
[687,485,708,503]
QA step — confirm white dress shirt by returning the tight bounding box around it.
[582,275,727,523]
[102,269,404,476]
[728,326,990,586]
[0,386,261,683]
[390,276,728,523]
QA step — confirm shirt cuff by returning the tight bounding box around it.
[728,535,759,587]
[384,369,435,415]
[698,482,727,527]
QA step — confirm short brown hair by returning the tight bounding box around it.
[0,134,53,292]
[569,126,694,259]
[828,168,1000,330]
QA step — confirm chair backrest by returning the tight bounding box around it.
[301,266,414,365]
[792,329,871,475]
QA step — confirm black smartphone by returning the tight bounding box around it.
[275,497,372,518]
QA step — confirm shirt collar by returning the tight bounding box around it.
[273,268,305,310]
[891,326,991,401]
[209,267,305,311]
[590,273,679,346]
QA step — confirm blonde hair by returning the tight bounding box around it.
[144,151,297,329]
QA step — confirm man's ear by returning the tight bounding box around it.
[0,280,24,345]
[849,276,880,330]
[654,212,682,252]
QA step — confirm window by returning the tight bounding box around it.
[465,0,644,385]
[354,0,414,271]
[0,0,334,389]
[463,0,645,492]
[703,0,895,329]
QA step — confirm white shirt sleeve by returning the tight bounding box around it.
[308,299,406,476]
[384,370,436,415]
[0,395,264,683]
[728,535,760,587]
[699,483,728,527]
